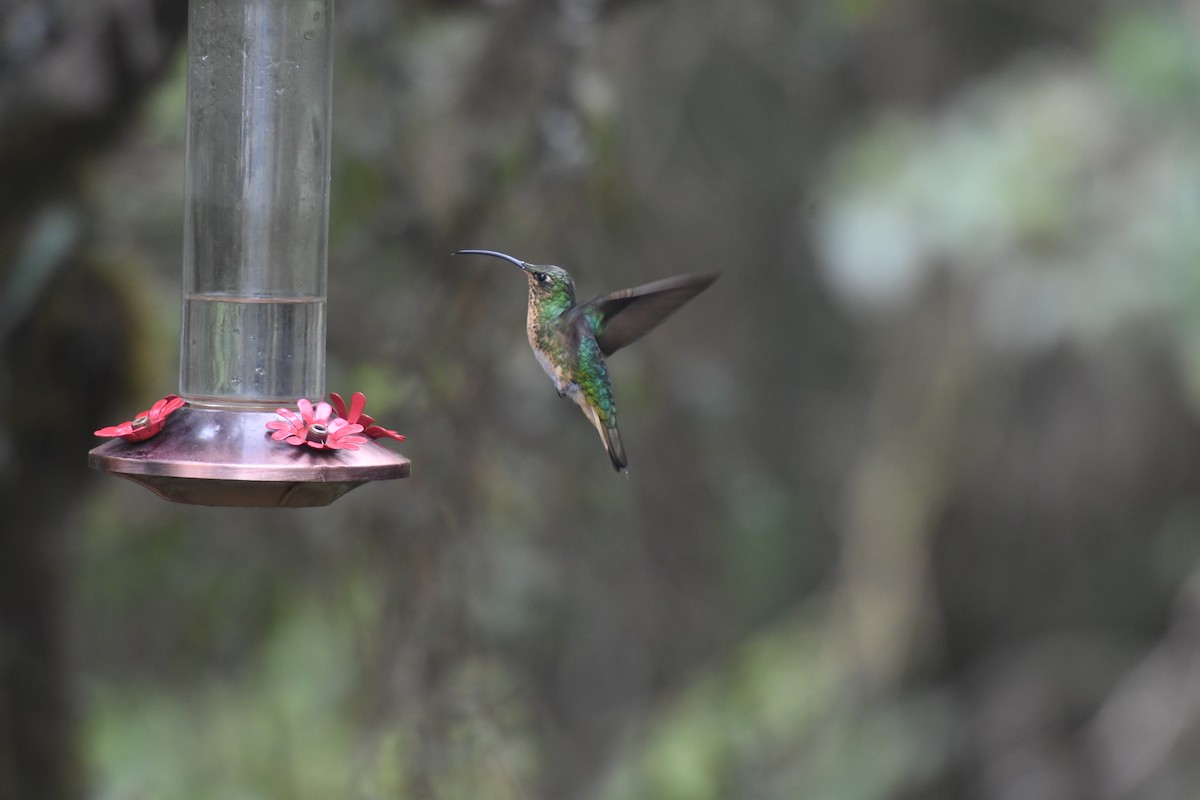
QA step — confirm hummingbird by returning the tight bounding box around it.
[455,249,718,471]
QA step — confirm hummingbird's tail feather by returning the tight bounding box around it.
[602,424,627,472]
[578,397,628,471]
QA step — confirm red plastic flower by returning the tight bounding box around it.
[266,398,368,451]
[329,391,405,442]
[95,395,186,442]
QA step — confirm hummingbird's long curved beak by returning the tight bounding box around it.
[454,249,530,272]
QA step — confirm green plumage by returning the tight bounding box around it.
[455,249,718,471]
[575,335,615,424]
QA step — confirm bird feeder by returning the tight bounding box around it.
[88,0,410,506]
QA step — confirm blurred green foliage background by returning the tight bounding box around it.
[4,0,1200,798]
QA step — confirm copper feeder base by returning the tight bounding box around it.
[88,406,411,507]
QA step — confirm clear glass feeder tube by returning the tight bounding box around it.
[181,0,332,406]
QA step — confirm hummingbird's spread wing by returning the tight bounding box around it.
[566,272,719,356]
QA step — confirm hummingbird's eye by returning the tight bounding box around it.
[534,272,549,284]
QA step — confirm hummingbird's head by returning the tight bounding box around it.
[522,263,575,304]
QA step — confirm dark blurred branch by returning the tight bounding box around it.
[0,0,185,222]
[0,3,185,799]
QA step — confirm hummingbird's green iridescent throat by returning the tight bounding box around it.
[454,249,719,472]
